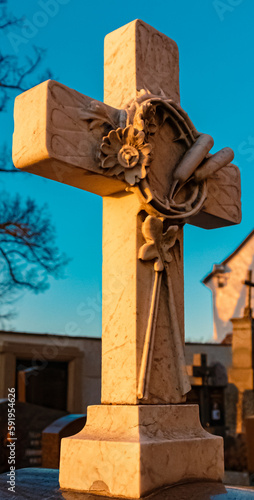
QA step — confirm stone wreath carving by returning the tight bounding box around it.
[82,90,234,221]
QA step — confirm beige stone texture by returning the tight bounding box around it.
[190,163,241,229]
[59,404,223,498]
[229,368,254,392]
[228,317,254,392]
[104,20,180,108]
[102,193,186,404]
[228,317,254,433]
[12,80,125,196]
[231,317,253,369]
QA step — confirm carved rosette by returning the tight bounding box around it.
[99,125,152,185]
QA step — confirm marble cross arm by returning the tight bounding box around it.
[12,79,126,196]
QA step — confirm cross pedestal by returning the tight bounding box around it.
[13,20,241,499]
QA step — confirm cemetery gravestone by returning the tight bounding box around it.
[42,414,87,469]
[189,354,227,433]
[13,20,241,499]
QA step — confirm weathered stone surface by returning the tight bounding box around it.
[60,404,223,498]
[12,80,125,196]
[104,19,180,108]
[102,195,185,405]
[228,317,254,433]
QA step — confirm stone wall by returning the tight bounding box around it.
[0,331,101,413]
[185,342,232,370]
[203,232,254,342]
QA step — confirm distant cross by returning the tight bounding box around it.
[243,269,254,318]
[193,353,215,386]
[193,353,215,427]
[13,20,241,496]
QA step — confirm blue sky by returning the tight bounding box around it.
[0,0,253,341]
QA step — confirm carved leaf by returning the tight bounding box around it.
[139,217,163,271]
[46,81,122,175]
[139,242,161,267]
[161,226,180,263]
[80,101,119,131]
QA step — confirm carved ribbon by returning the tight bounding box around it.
[138,215,191,400]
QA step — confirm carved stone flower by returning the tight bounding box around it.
[100,125,152,185]
[139,216,179,271]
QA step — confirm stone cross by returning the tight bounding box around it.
[243,269,254,318]
[13,20,241,499]
[192,353,215,428]
[193,353,215,386]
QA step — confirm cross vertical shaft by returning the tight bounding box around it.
[102,194,186,404]
[102,20,186,405]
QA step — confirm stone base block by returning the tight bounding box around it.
[59,404,224,499]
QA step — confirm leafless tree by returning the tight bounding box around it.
[0,0,51,112]
[0,1,67,325]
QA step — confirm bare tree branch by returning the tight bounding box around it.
[0,1,68,325]
[0,1,52,112]
[0,194,69,316]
